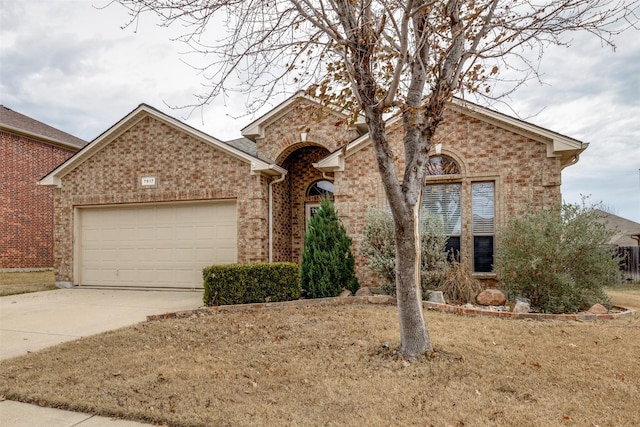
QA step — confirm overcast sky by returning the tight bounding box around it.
[1,0,639,222]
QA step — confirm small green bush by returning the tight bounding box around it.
[202,262,301,306]
[301,198,359,298]
[361,208,450,298]
[360,209,397,288]
[495,201,620,313]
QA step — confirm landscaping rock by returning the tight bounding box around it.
[513,301,530,313]
[587,303,608,314]
[55,281,73,289]
[476,289,507,306]
[355,287,373,297]
[427,291,446,304]
[339,289,353,298]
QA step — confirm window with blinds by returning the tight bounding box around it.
[423,183,462,261]
[472,182,494,272]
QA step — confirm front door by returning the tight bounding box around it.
[305,202,321,229]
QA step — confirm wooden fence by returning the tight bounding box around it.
[619,246,640,284]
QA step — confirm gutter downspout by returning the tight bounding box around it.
[269,172,287,262]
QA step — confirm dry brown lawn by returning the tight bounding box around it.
[1,293,639,427]
[0,271,56,296]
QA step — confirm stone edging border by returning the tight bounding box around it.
[422,300,636,321]
[147,295,636,322]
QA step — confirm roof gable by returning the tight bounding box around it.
[241,91,367,141]
[39,104,284,187]
[448,98,588,168]
[0,105,87,150]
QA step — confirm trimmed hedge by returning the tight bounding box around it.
[202,262,301,306]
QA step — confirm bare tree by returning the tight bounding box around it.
[114,0,639,357]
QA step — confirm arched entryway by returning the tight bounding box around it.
[271,144,333,264]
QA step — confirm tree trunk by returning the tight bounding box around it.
[393,202,432,356]
[364,104,432,358]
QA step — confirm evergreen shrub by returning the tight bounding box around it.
[301,198,359,298]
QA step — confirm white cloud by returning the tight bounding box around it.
[1,0,639,221]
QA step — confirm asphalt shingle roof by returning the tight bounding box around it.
[0,105,87,149]
[225,137,258,157]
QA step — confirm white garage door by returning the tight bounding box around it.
[77,201,237,288]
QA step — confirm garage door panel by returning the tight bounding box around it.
[175,228,196,240]
[83,268,117,283]
[78,201,237,288]
[155,208,175,221]
[117,269,138,282]
[174,248,195,262]
[173,269,197,282]
[214,247,237,264]
[156,226,174,238]
[136,227,157,240]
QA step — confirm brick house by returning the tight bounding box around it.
[1,106,87,270]
[39,93,587,288]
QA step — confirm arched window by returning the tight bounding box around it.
[306,180,334,196]
[426,155,460,176]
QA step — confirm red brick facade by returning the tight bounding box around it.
[1,131,76,268]
[45,96,584,287]
[335,109,564,285]
[52,115,269,282]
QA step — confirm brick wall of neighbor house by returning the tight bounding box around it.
[336,107,563,286]
[0,131,76,268]
[53,116,268,283]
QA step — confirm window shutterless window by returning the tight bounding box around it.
[306,180,334,197]
[423,183,462,261]
[471,182,495,272]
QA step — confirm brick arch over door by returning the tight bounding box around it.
[274,140,334,165]
[271,144,332,264]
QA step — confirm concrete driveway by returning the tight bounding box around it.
[0,288,204,360]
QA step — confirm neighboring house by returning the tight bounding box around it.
[39,93,587,288]
[594,209,640,247]
[1,105,87,270]
[594,209,640,283]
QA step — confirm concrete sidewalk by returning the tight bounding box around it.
[0,287,204,426]
[0,400,152,426]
